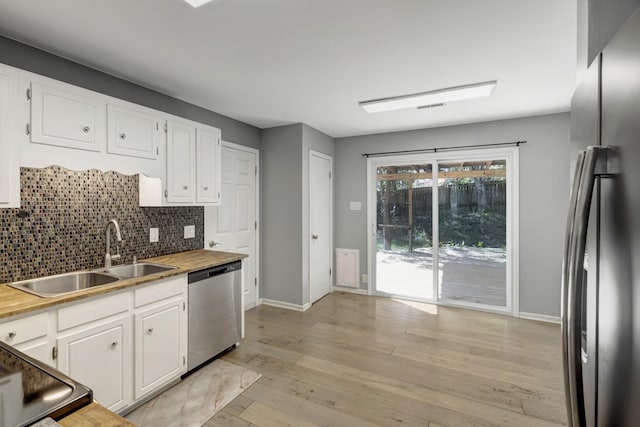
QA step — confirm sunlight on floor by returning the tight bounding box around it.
[377,247,506,306]
[391,298,439,315]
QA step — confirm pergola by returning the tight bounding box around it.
[377,161,506,252]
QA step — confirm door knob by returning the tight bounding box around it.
[312,234,318,240]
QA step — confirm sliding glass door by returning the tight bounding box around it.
[375,164,435,300]
[435,160,508,309]
[367,147,518,314]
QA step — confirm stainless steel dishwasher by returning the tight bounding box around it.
[187,260,242,373]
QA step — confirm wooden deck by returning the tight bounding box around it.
[376,247,507,306]
[208,292,567,427]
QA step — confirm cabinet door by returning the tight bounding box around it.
[30,83,104,152]
[107,104,161,159]
[0,71,9,204]
[0,312,50,366]
[134,299,185,399]
[57,315,131,412]
[196,127,221,204]
[15,341,50,367]
[166,120,195,203]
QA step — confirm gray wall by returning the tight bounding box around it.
[335,113,570,317]
[0,36,260,149]
[586,0,640,65]
[261,123,335,307]
[261,124,304,305]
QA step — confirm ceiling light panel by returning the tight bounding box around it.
[360,80,497,113]
[184,0,214,7]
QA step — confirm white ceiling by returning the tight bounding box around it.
[0,0,576,138]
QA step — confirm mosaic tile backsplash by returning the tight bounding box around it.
[0,166,204,283]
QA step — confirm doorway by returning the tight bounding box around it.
[367,147,519,314]
[204,142,259,310]
[309,150,333,304]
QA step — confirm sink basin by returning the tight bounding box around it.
[9,271,121,297]
[99,263,176,279]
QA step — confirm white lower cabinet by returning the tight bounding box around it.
[133,275,188,399]
[0,312,51,366]
[56,314,132,412]
[0,274,188,413]
[134,298,184,399]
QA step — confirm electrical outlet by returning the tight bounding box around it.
[362,274,368,284]
[184,225,195,239]
[149,228,159,243]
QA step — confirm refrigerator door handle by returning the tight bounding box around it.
[562,146,610,427]
[562,150,587,427]
[562,150,586,427]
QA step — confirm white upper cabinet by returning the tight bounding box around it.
[0,64,19,207]
[166,120,222,206]
[196,127,221,204]
[166,120,196,203]
[107,104,162,160]
[0,71,10,204]
[30,82,105,151]
[0,64,224,205]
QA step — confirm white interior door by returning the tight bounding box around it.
[309,151,333,304]
[205,143,258,309]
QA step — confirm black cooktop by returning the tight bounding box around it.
[0,342,92,426]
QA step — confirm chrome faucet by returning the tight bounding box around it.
[104,219,122,268]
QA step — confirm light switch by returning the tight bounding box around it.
[349,201,362,211]
[184,225,195,239]
[149,228,159,243]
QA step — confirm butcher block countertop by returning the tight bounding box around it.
[0,249,246,319]
[58,402,136,427]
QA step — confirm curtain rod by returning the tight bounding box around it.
[361,140,527,158]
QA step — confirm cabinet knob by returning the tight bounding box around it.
[7,331,16,339]
[147,328,154,334]
[82,126,90,133]
[183,185,188,190]
[312,234,319,240]
[120,133,126,139]
[204,186,208,191]
[111,341,118,348]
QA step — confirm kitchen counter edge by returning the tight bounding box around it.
[0,249,247,319]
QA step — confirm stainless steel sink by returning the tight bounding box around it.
[9,271,121,297]
[99,263,176,279]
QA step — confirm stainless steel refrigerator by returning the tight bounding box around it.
[562,6,640,427]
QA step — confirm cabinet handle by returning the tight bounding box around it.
[147,328,154,334]
[120,133,126,139]
[183,185,188,190]
[111,341,118,348]
[7,331,16,339]
[82,126,90,133]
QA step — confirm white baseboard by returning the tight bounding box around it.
[519,312,561,324]
[261,298,310,312]
[333,286,368,295]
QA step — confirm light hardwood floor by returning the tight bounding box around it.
[207,292,566,427]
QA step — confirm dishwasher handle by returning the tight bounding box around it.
[188,260,242,283]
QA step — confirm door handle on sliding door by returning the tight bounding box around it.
[562,146,610,427]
